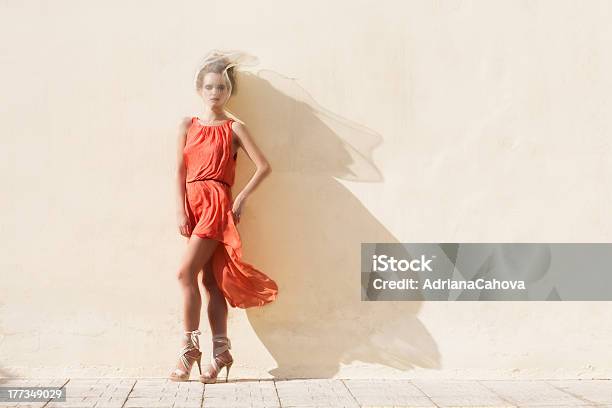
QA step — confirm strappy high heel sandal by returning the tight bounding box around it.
[169,329,202,382]
[199,334,234,384]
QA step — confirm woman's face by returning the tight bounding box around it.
[202,72,230,107]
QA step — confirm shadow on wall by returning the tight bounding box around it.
[224,71,440,378]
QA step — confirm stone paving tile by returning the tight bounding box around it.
[0,379,68,387]
[203,380,279,408]
[343,379,435,407]
[124,379,202,408]
[0,401,47,407]
[90,396,132,408]
[45,379,136,408]
[1,378,612,407]
[546,379,612,405]
[47,397,98,407]
[10,405,52,408]
[275,379,359,408]
[412,379,514,407]
[479,380,589,407]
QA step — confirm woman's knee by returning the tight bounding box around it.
[176,264,197,285]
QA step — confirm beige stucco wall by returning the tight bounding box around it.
[2,0,612,379]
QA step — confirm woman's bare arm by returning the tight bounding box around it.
[176,117,191,216]
[231,121,271,202]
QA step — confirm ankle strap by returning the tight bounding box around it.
[184,330,201,350]
[212,335,231,356]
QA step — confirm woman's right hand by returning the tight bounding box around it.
[177,212,191,237]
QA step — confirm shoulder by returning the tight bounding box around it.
[177,116,194,138]
[177,117,194,148]
[179,116,194,130]
[230,119,248,135]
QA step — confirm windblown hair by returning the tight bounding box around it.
[195,57,237,96]
[194,50,259,98]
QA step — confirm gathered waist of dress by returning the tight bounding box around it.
[186,177,230,188]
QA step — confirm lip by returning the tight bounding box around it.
[210,98,219,101]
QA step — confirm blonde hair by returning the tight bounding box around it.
[195,57,236,96]
[193,50,259,96]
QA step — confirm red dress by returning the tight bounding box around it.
[183,117,278,308]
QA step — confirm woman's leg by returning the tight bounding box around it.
[174,235,219,369]
[201,255,233,378]
[202,257,228,336]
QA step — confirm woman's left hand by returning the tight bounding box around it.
[231,194,246,224]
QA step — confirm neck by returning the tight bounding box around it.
[200,106,226,122]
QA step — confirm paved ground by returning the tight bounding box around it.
[0,378,610,407]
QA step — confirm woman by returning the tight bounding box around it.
[169,51,279,383]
